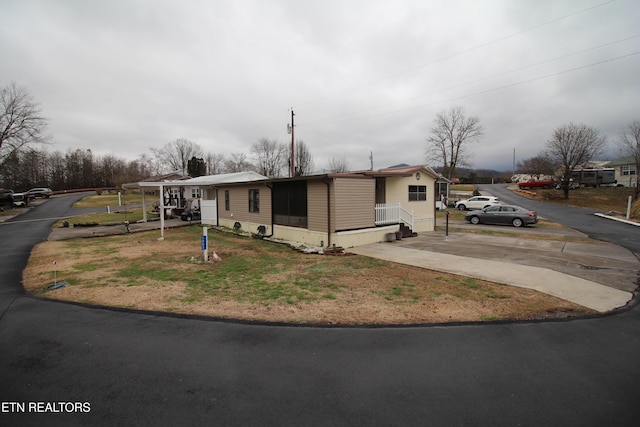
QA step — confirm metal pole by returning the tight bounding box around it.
[291,109,295,177]
[445,210,449,241]
[159,184,165,241]
[627,196,632,220]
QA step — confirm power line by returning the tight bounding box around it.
[293,0,618,108]
[306,51,640,126]
[308,34,640,124]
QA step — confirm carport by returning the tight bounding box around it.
[123,171,267,240]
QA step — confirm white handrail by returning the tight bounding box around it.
[375,203,413,229]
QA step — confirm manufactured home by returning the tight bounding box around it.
[128,165,441,248]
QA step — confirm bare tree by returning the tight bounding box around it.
[151,138,203,174]
[205,153,225,175]
[251,138,287,178]
[328,156,351,173]
[137,153,164,177]
[426,106,483,180]
[294,139,314,176]
[516,155,556,178]
[619,120,640,199]
[0,83,48,162]
[224,152,254,173]
[545,122,607,199]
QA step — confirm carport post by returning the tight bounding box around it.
[142,190,147,222]
[159,184,165,241]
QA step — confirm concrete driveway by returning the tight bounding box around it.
[351,221,637,312]
[400,221,639,292]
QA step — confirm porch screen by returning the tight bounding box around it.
[273,181,308,227]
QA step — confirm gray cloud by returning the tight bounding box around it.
[1,0,638,173]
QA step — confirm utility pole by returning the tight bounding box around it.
[290,109,295,177]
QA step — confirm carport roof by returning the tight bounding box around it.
[125,171,268,189]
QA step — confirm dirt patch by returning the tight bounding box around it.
[22,227,595,325]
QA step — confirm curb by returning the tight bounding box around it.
[594,213,640,227]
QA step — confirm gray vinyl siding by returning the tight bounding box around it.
[307,180,328,232]
[217,184,271,225]
[333,178,375,231]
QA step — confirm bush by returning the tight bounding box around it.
[631,200,640,219]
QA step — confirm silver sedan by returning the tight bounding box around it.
[465,204,538,227]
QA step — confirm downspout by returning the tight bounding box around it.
[324,178,331,247]
[213,186,219,227]
[262,181,274,238]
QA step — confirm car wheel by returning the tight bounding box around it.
[470,216,480,225]
[186,214,193,221]
[512,218,523,227]
[457,204,466,211]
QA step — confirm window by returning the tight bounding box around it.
[622,165,637,176]
[191,188,201,198]
[224,190,230,210]
[249,189,259,213]
[408,185,427,201]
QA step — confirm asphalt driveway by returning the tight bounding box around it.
[1,194,640,426]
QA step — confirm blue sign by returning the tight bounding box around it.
[201,236,207,251]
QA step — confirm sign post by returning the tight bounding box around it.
[202,227,208,262]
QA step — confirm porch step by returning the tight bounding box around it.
[399,223,417,238]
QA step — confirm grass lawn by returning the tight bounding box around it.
[521,186,639,216]
[72,191,158,208]
[57,208,161,226]
[23,225,594,325]
[57,192,161,226]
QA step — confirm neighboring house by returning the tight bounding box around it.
[606,157,638,187]
[129,165,440,248]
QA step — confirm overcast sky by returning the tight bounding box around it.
[1,0,638,173]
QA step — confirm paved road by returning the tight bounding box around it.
[1,194,640,426]
[479,184,640,255]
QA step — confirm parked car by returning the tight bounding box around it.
[25,187,53,198]
[518,179,555,190]
[0,189,14,207]
[465,204,538,227]
[455,196,500,211]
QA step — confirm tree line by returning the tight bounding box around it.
[1,83,322,191]
[425,106,639,200]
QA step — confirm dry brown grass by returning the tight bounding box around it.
[525,186,637,213]
[23,226,594,325]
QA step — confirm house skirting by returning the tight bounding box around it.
[215,219,430,249]
[413,215,435,232]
